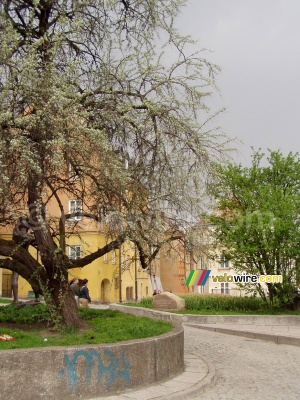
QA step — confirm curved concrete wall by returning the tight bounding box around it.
[110,304,300,325]
[0,324,184,400]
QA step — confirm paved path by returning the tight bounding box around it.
[90,321,300,400]
[186,322,300,347]
[184,325,300,400]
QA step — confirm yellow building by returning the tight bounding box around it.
[0,195,150,303]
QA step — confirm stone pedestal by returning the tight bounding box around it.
[153,291,185,312]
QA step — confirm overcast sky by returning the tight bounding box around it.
[176,0,300,165]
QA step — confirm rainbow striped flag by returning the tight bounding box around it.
[185,270,211,286]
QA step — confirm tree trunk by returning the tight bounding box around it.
[49,279,88,329]
[25,186,86,328]
[11,271,18,303]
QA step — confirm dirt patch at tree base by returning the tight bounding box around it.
[0,321,53,331]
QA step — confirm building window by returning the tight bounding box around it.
[150,246,160,260]
[69,163,80,180]
[198,285,205,294]
[197,256,205,269]
[69,200,82,220]
[103,253,107,263]
[126,286,133,300]
[112,249,116,264]
[69,245,81,260]
[220,252,229,269]
[220,282,229,294]
[122,255,130,271]
[98,204,109,222]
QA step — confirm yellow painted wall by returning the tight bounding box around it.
[5,231,150,303]
[0,191,151,302]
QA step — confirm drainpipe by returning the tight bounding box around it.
[119,245,122,303]
[134,245,138,301]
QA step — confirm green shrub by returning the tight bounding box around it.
[178,294,267,312]
[139,297,153,308]
[124,294,288,313]
[0,304,51,324]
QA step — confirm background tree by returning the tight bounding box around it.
[0,0,230,327]
[208,150,300,306]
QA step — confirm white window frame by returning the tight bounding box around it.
[198,256,204,269]
[112,249,116,264]
[220,282,229,294]
[220,252,229,269]
[197,285,205,294]
[98,204,109,222]
[69,200,82,221]
[122,255,130,271]
[69,245,81,260]
[103,253,108,263]
[150,246,160,260]
[68,163,80,180]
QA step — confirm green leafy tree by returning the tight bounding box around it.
[209,150,300,306]
[0,0,230,328]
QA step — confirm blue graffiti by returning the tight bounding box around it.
[58,349,131,388]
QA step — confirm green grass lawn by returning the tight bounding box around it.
[0,298,13,304]
[0,306,172,350]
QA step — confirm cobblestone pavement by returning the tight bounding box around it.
[184,325,300,400]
